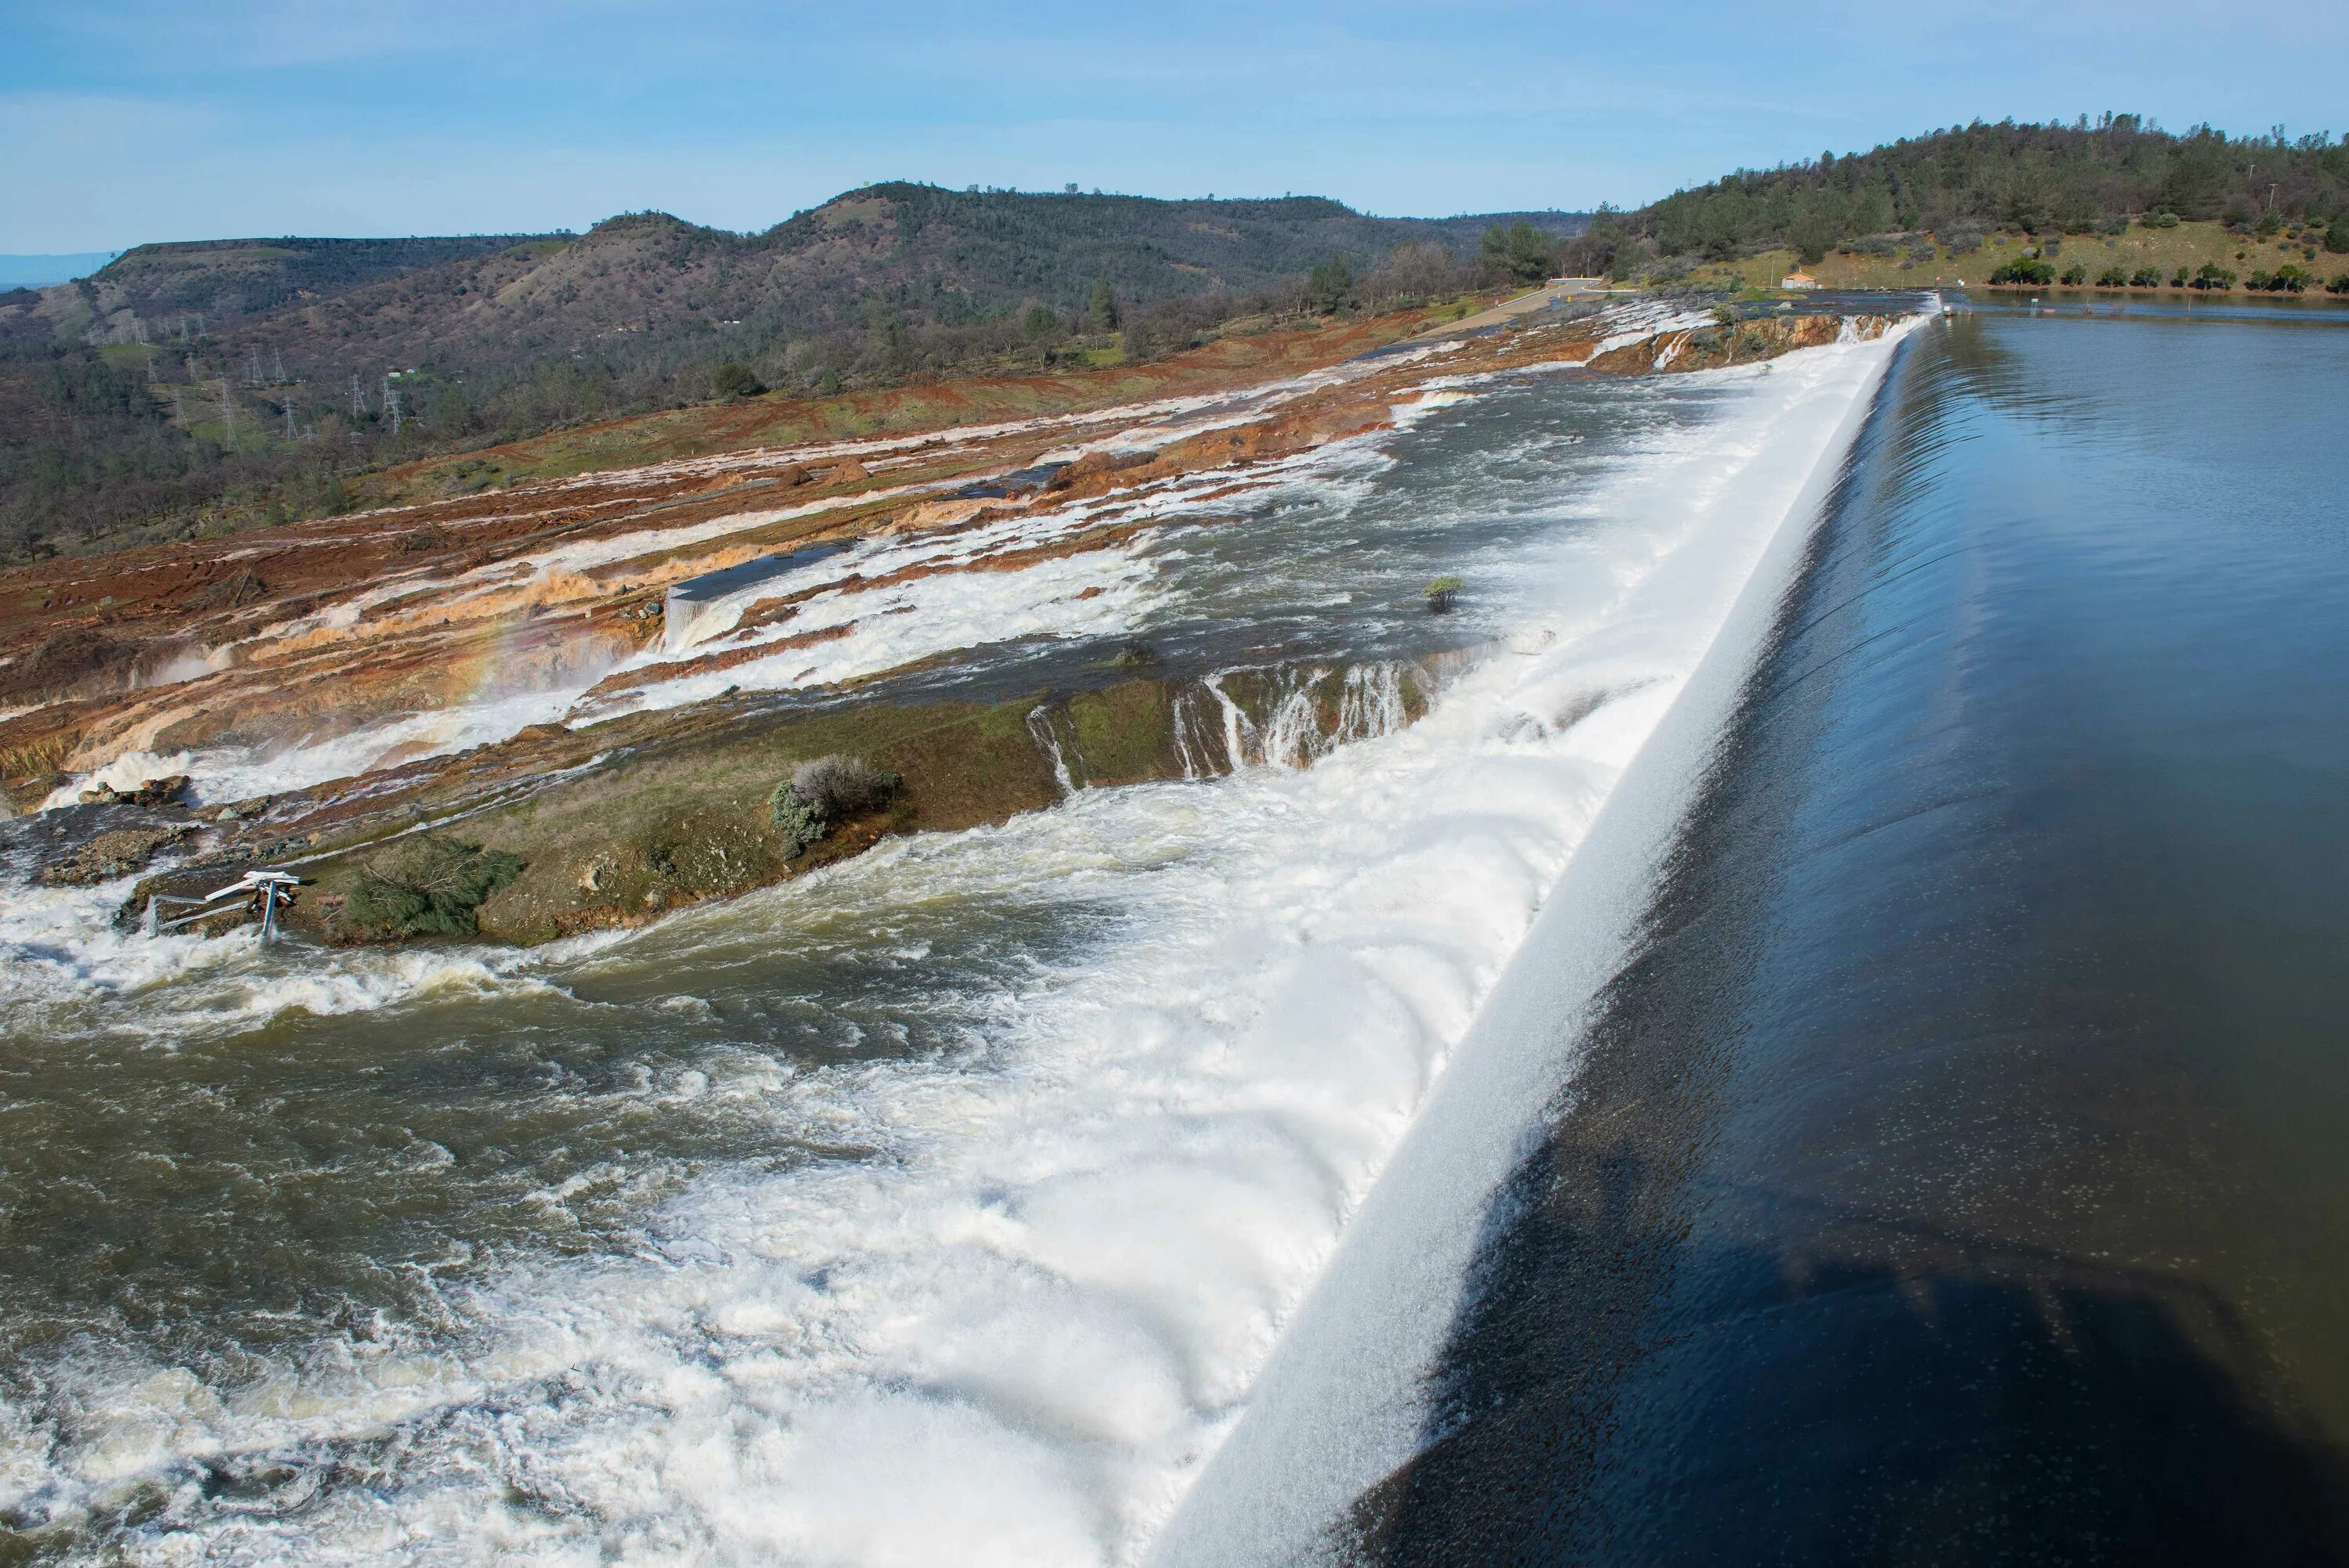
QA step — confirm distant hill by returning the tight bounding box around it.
[86,234,554,331]
[0,185,1586,565]
[76,188,1578,381]
[1420,211,1591,248]
[0,253,121,291]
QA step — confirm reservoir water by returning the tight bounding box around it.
[1168,297,2349,1565]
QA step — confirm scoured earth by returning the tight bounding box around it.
[0,301,1893,945]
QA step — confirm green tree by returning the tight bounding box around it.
[1088,279,1119,331]
[711,360,763,399]
[1305,255,1355,314]
[1480,221,1557,284]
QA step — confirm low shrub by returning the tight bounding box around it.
[2059,265,2087,286]
[344,835,525,937]
[1988,259,2056,286]
[712,361,765,400]
[2328,274,2349,294]
[2096,267,2129,287]
[2141,211,2181,229]
[2131,268,2164,287]
[769,754,904,856]
[1936,220,1989,255]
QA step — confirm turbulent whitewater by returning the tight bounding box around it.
[0,318,1917,1564]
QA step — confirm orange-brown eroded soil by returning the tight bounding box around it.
[0,303,1882,822]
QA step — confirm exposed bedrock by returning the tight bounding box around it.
[119,653,1442,946]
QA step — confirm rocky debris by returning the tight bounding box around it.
[825,459,871,485]
[882,498,1002,536]
[1,773,70,818]
[79,773,189,808]
[189,569,269,609]
[2,627,130,703]
[1045,449,1156,491]
[38,822,197,886]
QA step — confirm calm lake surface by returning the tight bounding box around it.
[1353,298,2349,1564]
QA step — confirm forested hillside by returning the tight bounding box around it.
[85,235,550,332]
[1622,116,2349,265]
[1,186,1572,564]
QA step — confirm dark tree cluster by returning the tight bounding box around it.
[1633,116,2349,265]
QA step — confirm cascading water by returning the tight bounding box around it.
[0,320,1923,1566]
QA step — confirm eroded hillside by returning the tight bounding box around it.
[0,295,1901,946]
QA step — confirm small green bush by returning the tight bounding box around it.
[2327,274,2349,294]
[2096,267,2129,287]
[769,755,903,856]
[2059,265,2087,286]
[2326,221,2349,255]
[2131,268,2164,287]
[712,361,764,400]
[345,835,525,937]
[2141,211,2181,229]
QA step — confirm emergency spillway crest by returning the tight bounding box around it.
[0,303,1924,1565]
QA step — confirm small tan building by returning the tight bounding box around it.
[1781,270,1822,290]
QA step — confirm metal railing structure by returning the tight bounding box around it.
[143,871,305,943]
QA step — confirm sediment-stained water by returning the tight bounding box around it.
[0,324,1914,1563]
[1153,298,2349,1566]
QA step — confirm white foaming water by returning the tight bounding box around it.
[1149,315,1923,1567]
[0,866,565,1049]
[2,326,1915,1564]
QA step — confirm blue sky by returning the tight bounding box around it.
[3,0,2342,252]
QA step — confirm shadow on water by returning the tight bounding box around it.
[1345,1148,2349,1566]
[1332,306,2349,1566]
